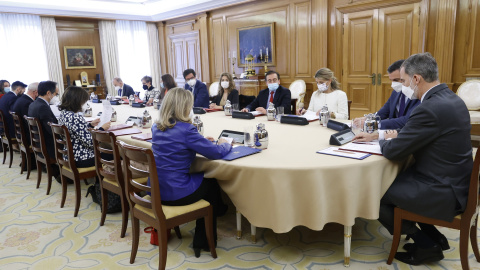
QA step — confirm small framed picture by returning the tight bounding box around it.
[75,80,82,86]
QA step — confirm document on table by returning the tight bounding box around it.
[340,141,382,155]
[98,100,112,127]
[317,147,371,160]
[251,111,265,116]
[299,110,319,121]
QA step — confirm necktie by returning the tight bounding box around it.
[118,89,122,96]
[269,91,274,104]
[398,95,406,117]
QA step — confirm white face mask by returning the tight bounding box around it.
[317,83,328,92]
[81,102,89,113]
[4,87,11,93]
[391,82,402,93]
[220,81,229,89]
[187,79,196,87]
[50,95,60,105]
[401,77,418,100]
[114,86,121,91]
[268,83,279,91]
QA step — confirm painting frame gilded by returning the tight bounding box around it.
[64,46,96,69]
[237,22,275,68]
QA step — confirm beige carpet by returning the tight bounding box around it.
[1,153,480,269]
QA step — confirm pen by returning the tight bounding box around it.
[333,149,355,154]
[352,142,374,145]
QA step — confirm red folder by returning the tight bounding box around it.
[108,123,133,131]
[110,128,142,136]
[131,133,152,141]
[204,108,222,112]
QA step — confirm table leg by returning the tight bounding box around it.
[251,225,256,243]
[236,210,242,239]
[344,225,352,267]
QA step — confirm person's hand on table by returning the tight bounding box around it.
[205,136,215,143]
[315,109,321,116]
[353,132,378,142]
[241,108,249,112]
[101,121,111,131]
[147,98,154,105]
[384,130,398,140]
[217,138,230,145]
[353,117,366,127]
[256,107,267,114]
[209,103,222,110]
[90,118,100,127]
[297,108,306,115]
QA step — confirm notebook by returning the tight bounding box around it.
[222,146,261,161]
[108,123,133,131]
[131,133,152,141]
[110,128,142,136]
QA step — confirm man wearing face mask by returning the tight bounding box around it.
[112,77,135,98]
[241,70,292,114]
[183,69,209,108]
[353,60,421,142]
[141,75,160,105]
[12,82,38,146]
[375,53,473,266]
[0,81,27,138]
[0,80,10,98]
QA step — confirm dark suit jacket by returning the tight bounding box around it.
[28,97,58,159]
[118,83,135,97]
[379,84,473,222]
[377,90,420,129]
[0,92,19,137]
[184,80,209,108]
[246,85,292,114]
[12,94,34,143]
[213,89,239,108]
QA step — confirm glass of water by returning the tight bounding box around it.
[276,106,284,122]
[232,103,239,111]
[244,126,255,147]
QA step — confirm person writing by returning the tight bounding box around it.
[151,87,231,257]
[298,68,348,119]
[241,70,291,114]
[58,86,111,168]
[141,75,160,106]
[209,72,239,110]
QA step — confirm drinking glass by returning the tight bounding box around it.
[276,106,284,122]
[244,126,255,147]
[351,119,362,135]
[232,103,239,111]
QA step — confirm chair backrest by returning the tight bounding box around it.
[0,109,11,140]
[91,130,124,189]
[25,116,50,160]
[457,80,480,111]
[50,123,77,172]
[116,140,166,222]
[464,148,480,218]
[11,112,28,147]
[289,80,306,100]
[209,82,220,97]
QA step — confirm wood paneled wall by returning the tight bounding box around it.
[56,19,104,88]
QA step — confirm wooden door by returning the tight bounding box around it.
[342,3,420,118]
[168,31,201,87]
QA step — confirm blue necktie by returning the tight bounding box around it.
[398,95,406,117]
[118,89,122,96]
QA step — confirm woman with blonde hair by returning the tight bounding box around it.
[209,72,239,110]
[298,68,348,119]
[151,87,231,257]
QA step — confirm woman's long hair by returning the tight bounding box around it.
[156,87,193,131]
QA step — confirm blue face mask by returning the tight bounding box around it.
[160,82,164,88]
[4,87,11,93]
[268,83,279,91]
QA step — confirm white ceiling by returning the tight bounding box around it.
[0,0,254,21]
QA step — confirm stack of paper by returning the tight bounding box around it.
[340,141,382,155]
[317,147,371,160]
[299,110,319,121]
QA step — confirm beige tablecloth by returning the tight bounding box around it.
[92,103,407,233]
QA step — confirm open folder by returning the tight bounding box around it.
[222,146,261,161]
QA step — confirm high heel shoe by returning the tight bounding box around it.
[193,248,201,258]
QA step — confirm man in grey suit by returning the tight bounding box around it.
[378,53,473,265]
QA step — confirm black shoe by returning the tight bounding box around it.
[403,243,415,252]
[431,233,450,250]
[193,248,201,258]
[217,204,228,217]
[395,244,444,265]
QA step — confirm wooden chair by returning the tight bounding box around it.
[348,100,352,120]
[12,112,34,179]
[116,140,217,270]
[209,81,219,102]
[387,148,480,269]
[51,123,96,217]
[0,109,19,168]
[25,116,57,195]
[289,80,306,113]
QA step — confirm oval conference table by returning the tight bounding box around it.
[88,102,408,267]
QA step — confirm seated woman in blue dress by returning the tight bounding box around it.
[151,87,232,257]
[58,86,111,168]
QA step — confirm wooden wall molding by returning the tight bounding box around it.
[157,21,168,74]
[432,0,457,83]
[312,0,328,71]
[335,0,419,13]
[198,14,211,83]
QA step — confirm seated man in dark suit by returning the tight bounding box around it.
[376,53,473,265]
[183,69,209,108]
[28,80,60,180]
[241,70,292,114]
[12,82,38,170]
[0,81,27,138]
[112,77,135,98]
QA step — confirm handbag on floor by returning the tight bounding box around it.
[144,227,159,245]
[85,180,122,214]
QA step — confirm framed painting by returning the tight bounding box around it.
[64,46,96,69]
[237,23,275,67]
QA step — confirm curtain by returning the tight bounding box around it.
[147,22,162,87]
[40,17,64,93]
[0,13,49,85]
[116,20,151,94]
[98,20,119,96]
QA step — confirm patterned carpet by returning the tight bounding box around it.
[1,153,480,270]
